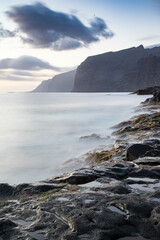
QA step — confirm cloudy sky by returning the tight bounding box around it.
[0,0,160,92]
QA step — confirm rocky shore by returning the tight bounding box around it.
[0,93,160,240]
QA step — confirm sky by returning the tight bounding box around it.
[0,0,160,92]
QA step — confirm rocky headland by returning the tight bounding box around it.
[32,70,76,93]
[1,92,160,239]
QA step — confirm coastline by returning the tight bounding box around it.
[0,93,160,239]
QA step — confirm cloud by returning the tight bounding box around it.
[0,56,60,71]
[0,74,34,81]
[0,23,15,38]
[0,69,55,81]
[138,35,160,41]
[11,70,36,77]
[6,2,114,50]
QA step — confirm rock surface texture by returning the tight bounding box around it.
[73,45,160,92]
[0,93,160,239]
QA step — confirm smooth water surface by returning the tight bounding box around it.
[0,93,148,184]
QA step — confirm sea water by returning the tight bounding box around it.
[0,93,148,184]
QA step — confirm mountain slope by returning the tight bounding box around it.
[33,69,76,92]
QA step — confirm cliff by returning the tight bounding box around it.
[122,54,160,91]
[32,69,76,92]
[72,45,160,92]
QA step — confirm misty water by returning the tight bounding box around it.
[0,93,148,184]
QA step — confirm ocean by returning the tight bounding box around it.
[0,93,148,184]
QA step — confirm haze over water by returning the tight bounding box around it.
[0,93,148,184]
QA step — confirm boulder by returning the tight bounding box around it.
[126,144,153,161]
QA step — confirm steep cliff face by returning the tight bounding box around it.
[32,69,76,92]
[72,45,160,92]
[122,55,160,91]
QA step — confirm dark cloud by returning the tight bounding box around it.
[0,23,15,38]
[6,2,114,50]
[0,56,60,71]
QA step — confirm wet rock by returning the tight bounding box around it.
[80,133,102,140]
[105,182,131,194]
[68,206,127,237]
[113,120,132,129]
[144,149,160,157]
[125,138,160,163]
[149,90,160,103]
[129,169,160,179]
[0,218,17,235]
[151,189,160,199]
[113,126,138,136]
[134,157,160,166]
[55,169,98,185]
[31,184,62,194]
[0,184,14,197]
[114,140,129,149]
[13,183,62,196]
[117,195,154,218]
[108,166,132,179]
[135,86,160,95]
[143,138,160,147]
[13,183,31,195]
[86,147,121,164]
[126,144,153,161]
[113,112,160,138]
[150,206,160,233]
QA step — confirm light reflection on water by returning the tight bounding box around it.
[0,93,148,184]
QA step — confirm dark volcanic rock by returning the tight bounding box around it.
[54,169,98,184]
[0,184,14,197]
[128,169,160,179]
[145,89,160,104]
[0,219,17,234]
[105,182,131,194]
[134,157,160,166]
[13,183,64,196]
[143,139,160,147]
[135,86,160,95]
[73,45,160,92]
[151,189,160,198]
[144,149,160,157]
[153,90,160,102]
[126,139,160,161]
[126,144,153,161]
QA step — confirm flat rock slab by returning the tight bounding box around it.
[134,157,160,166]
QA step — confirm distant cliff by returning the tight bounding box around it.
[72,45,160,92]
[32,69,76,92]
[122,54,160,91]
